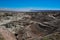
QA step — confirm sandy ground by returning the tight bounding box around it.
[0,27,16,40]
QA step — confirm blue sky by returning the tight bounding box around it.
[0,0,60,10]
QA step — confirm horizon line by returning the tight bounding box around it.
[0,8,60,11]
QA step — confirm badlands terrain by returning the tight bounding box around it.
[0,10,60,40]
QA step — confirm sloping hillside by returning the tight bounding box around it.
[0,11,60,40]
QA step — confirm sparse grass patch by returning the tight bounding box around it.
[0,34,5,40]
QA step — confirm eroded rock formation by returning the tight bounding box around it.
[0,11,60,40]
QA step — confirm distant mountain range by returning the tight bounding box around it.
[0,9,60,12]
[30,10,60,12]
